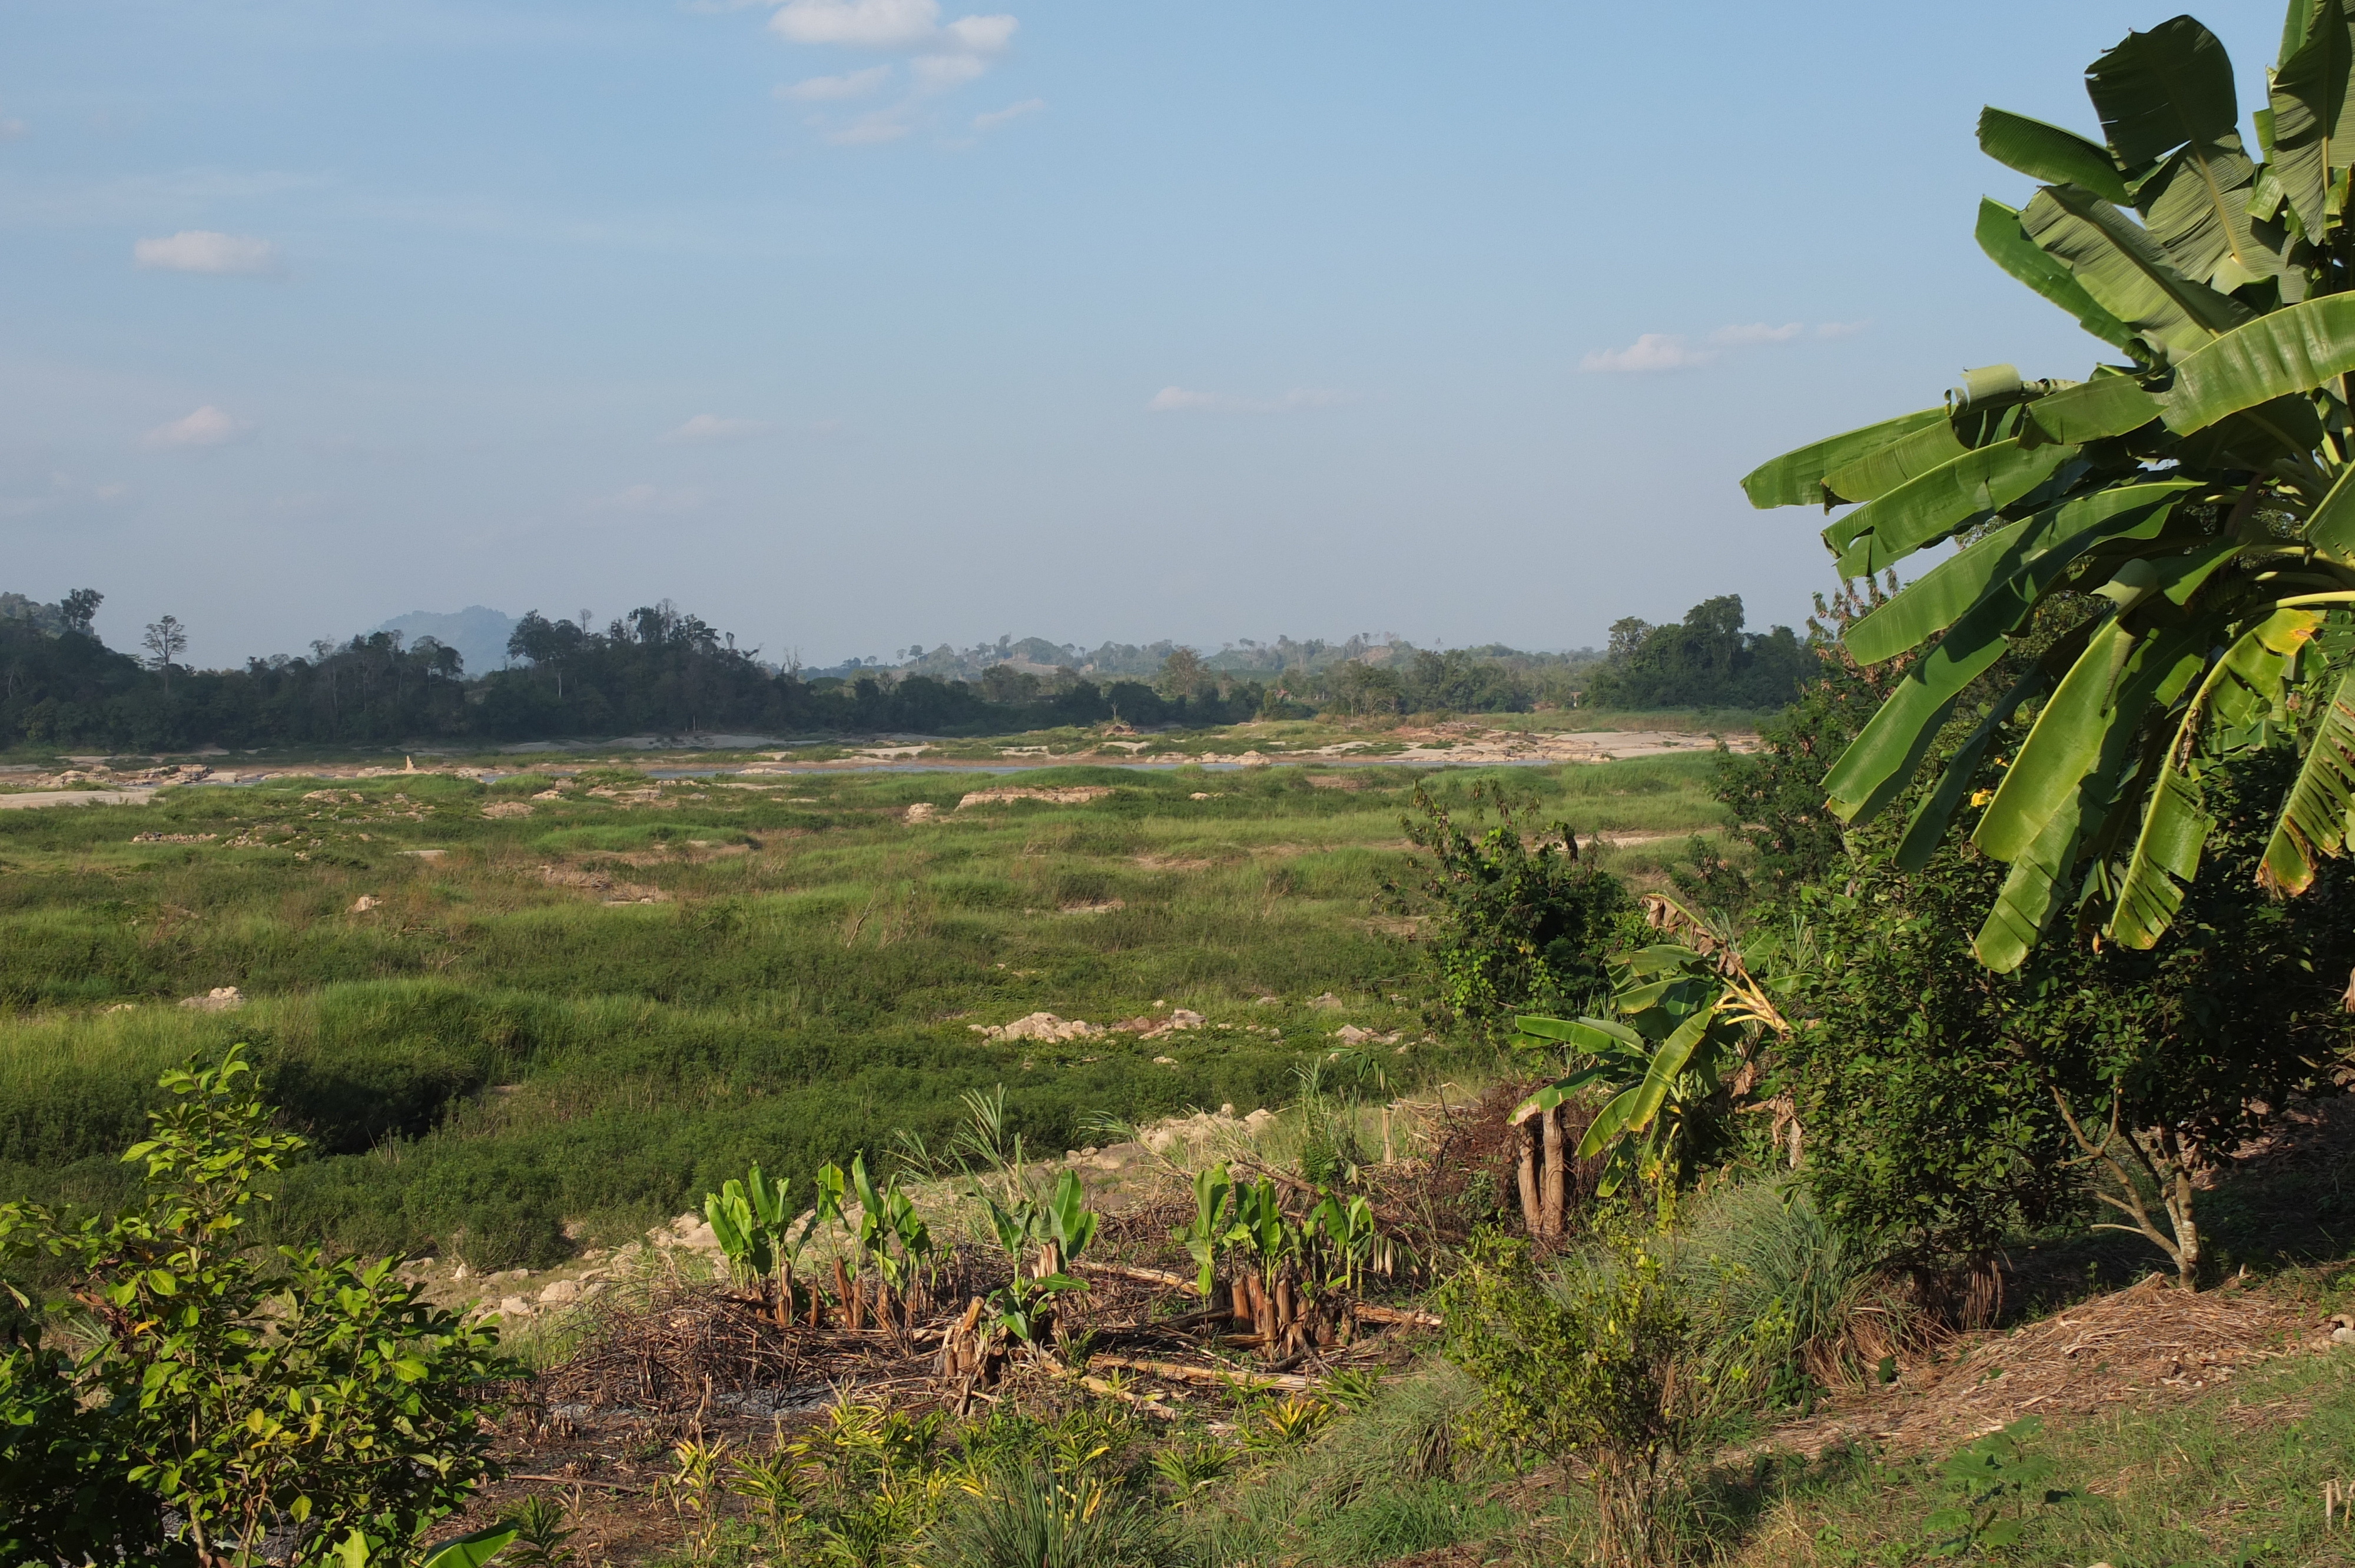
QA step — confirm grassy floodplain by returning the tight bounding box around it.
[0,746,1732,1268]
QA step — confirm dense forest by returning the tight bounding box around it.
[0,589,1815,750]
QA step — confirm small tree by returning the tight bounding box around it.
[143,613,188,692]
[1387,779,1628,1033]
[0,1047,510,1566]
[59,587,102,637]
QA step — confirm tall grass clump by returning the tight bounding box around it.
[1674,1180,1928,1391]
[940,1467,1175,1568]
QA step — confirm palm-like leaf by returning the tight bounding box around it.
[1747,5,2355,968]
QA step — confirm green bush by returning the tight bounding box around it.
[940,1467,1175,1568]
[0,1047,510,1566]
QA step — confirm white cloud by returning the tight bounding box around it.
[1581,334,1714,373]
[779,64,893,99]
[0,118,25,141]
[910,53,987,89]
[1147,386,1348,414]
[1583,321,1863,372]
[1710,321,1802,346]
[972,97,1044,130]
[664,414,772,444]
[133,230,280,275]
[770,0,1014,52]
[142,405,251,448]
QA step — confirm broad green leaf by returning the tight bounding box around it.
[2161,293,2355,431]
[1827,438,2079,579]
[1975,198,2140,354]
[2022,185,2254,361]
[2270,0,2355,237]
[2019,374,2164,445]
[1978,107,2132,203]
[1740,408,1950,509]
[2286,0,2321,62]
[2086,15,2240,171]
[1824,487,2193,823]
[420,1527,519,1568]
[2306,460,2355,552]
[1974,623,2210,968]
[2104,729,2211,948]
[1843,481,2197,665]
[2172,390,2329,467]
[1575,1087,1647,1161]
[1973,616,2139,862]
[1511,1014,1640,1049]
[1893,660,2056,873]
[2260,665,2355,891]
[2136,138,2277,288]
[1820,418,1969,504]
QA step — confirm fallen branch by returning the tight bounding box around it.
[1045,1361,1186,1420]
[1089,1353,1316,1391]
[1354,1303,1442,1328]
[1076,1261,1199,1294]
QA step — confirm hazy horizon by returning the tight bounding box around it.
[4,0,2280,668]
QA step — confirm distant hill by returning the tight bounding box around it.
[372,607,518,677]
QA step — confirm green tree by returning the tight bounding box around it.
[1745,4,2355,969]
[1387,780,1628,1032]
[1584,596,1817,710]
[0,1047,511,1566]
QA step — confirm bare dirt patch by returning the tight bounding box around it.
[956,786,1116,809]
[538,864,671,903]
[1760,1273,2324,1458]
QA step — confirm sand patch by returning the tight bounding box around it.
[538,864,670,903]
[957,786,1116,809]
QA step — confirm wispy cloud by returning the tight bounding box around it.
[1147,386,1348,414]
[972,97,1044,131]
[142,405,251,448]
[760,0,1021,145]
[662,414,772,444]
[0,117,25,141]
[778,64,893,100]
[1581,334,1716,373]
[1710,321,1802,346]
[132,230,281,275]
[1581,320,1862,373]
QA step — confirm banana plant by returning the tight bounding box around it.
[1308,1191,1383,1293]
[333,1526,516,1568]
[1514,897,1793,1197]
[974,1178,1091,1345]
[1744,2,2355,971]
[1224,1178,1290,1284]
[1172,1163,1238,1298]
[847,1154,934,1313]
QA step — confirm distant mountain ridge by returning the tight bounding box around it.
[371,607,519,677]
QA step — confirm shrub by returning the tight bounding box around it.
[1388,780,1628,1033]
[0,1047,510,1567]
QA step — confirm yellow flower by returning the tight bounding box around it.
[1969,789,1994,808]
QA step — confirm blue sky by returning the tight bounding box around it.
[0,0,2286,669]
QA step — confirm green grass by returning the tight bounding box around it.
[0,755,1733,1268]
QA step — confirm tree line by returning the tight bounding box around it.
[0,590,1817,750]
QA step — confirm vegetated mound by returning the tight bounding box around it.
[1762,1272,2327,1459]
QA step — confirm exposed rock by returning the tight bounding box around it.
[1153,1055,1178,1065]
[179,986,244,1012]
[481,801,535,819]
[904,802,939,823]
[1335,1024,1402,1047]
[350,895,379,913]
[970,1012,1104,1044]
[539,1280,580,1305]
[497,1296,533,1318]
[1309,992,1345,1011]
[956,786,1114,809]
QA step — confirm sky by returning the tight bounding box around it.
[0,0,2291,670]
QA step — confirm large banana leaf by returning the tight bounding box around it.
[2019,374,2164,445]
[2160,293,2355,431]
[1894,657,2058,873]
[1972,615,2140,863]
[2260,665,2355,892]
[1740,408,1951,509]
[1977,107,2132,204]
[2085,15,2238,172]
[1842,481,2195,666]
[2022,185,2253,361]
[2270,0,2355,238]
[1821,417,1972,503]
[2306,461,2355,552]
[1827,438,2079,579]
[1974,199,2140,354]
